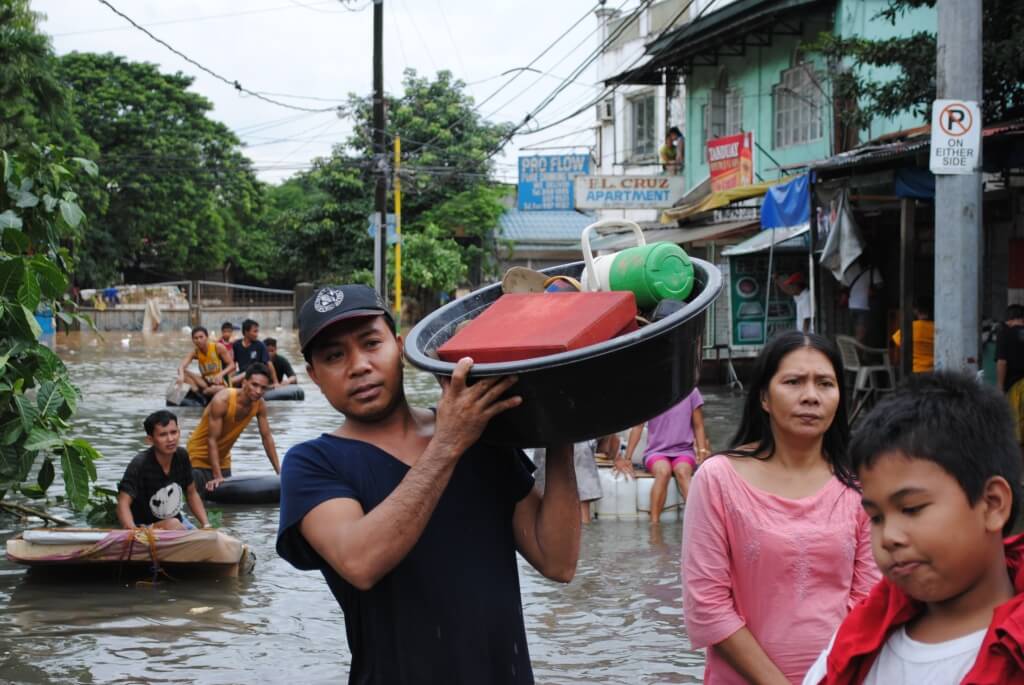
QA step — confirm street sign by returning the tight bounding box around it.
[574,175,686,209]
[929,99,981,175]
[517,154,590,211]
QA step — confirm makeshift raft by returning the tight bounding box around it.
[6,528,255,578]
[405,258,722,447]
[167,385,305,407]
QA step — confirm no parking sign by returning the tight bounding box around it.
[929,99,981,174]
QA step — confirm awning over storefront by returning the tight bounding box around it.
[721,224,809,256]
[661,177,787,223]
[590,219,759,251]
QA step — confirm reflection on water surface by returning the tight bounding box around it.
[0,330,738,683]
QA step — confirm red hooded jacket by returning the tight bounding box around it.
[817,534,1024,685]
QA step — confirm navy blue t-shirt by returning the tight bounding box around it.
[232,339,269,373]
[276,434,536,685]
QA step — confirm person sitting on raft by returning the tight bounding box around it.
[265,337,298,386]
[117,410,210,529]
[230,319,279,388]
[177,326,235,398]
[187,363,281,493]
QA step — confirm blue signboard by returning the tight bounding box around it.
[517,154,590,211]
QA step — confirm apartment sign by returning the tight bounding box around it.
[517,154,590,211]
[575,175,686,209]
[929,99,981,175]
[707,131,754,192]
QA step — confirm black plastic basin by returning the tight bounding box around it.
[404,258,723,447]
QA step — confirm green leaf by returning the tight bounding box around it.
[60,446,91,510]
[59,200,84,228]
[37,457,55,491]
[72,157,99,177]
[29,258,67,298]
[0,210,22,230]
[13,394,39,433]
[0,258,24,297]
[36,381,64,417]
[24,427,61,452]
[17,271,41,312]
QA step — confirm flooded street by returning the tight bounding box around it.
[0,330,741,684]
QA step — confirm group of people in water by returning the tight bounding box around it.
[115,283,1024,684]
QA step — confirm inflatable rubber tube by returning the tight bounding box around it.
[205,475,281,505]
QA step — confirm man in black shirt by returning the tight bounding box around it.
[117,410,210,529]
[231,319,278,387]
[264,337,297,386]
[997,304,1024,444]
[277,285,581,684]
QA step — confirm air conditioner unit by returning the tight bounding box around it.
[597,99,614,122]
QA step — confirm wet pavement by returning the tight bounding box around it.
[0,330,743,684]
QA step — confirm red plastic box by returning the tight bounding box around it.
[437,291,638,363]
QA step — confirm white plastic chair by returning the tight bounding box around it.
[835,335,896,421]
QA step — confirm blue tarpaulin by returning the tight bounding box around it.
[760,174,810,231]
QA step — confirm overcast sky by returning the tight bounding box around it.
[34,0,615,184]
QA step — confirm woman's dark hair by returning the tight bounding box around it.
[726,330,854,487]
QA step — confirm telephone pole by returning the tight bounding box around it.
[372,0,388,300]
[933,0,983,372]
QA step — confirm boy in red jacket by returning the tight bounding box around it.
[804,371,1024,685]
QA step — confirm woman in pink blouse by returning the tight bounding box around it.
[682,331,880,684]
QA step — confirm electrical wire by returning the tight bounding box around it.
[95,0,344,114]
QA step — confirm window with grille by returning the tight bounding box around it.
[774,65,823,148]
[629,93,656,160]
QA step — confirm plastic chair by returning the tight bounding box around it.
[835,335,896,421]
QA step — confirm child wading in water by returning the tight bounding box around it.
[804,371,1024,684]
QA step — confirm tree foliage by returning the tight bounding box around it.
[56,52,264,285]
[811,0,1024,131]
[0,146,102,511]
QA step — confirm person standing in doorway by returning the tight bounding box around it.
[276,284,581,684]
[997,304,1024,445]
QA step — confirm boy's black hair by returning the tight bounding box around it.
[242,319,258,334]
[144,410,178,436]
[302,314,398,365]
[1007,304,1024,321]
[850,371,1021,536]
[221,321,234,331]
[245,362,272,381]
[191,325,209,337]
[264,337,277,348]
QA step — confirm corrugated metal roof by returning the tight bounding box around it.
[497,209,595,243]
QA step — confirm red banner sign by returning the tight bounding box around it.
[706,132,754,192]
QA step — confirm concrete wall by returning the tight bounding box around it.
[198,308,293,332]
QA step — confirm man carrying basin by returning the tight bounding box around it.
[277,284,582,684]
[187,363,281,492]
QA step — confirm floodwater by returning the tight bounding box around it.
[0,330,743,684]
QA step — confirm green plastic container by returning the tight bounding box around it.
[607,243,694,309]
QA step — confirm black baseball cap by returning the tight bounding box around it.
[298,284,394,353]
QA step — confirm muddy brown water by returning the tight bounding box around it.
[0,330,742,684]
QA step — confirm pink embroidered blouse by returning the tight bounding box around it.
[681,455,880,684]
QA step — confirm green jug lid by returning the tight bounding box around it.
[644,242,694,301]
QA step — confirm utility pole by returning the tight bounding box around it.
[373,0,388,300]
[933,0,983,373]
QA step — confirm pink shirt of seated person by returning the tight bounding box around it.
[682,455,879,684]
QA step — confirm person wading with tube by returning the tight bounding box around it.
[187,363,281,492]
[276,284,582,684]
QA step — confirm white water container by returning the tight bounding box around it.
[636,475,681,521]
[595,466,640,519]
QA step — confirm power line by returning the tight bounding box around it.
[53,1,345,37]
[94,0,344,114]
